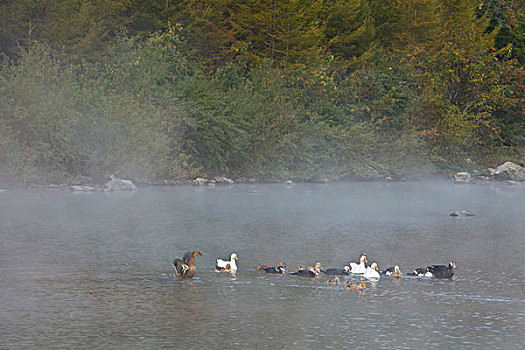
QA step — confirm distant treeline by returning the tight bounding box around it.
[0,0,524,183]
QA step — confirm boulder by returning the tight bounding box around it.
[192,177,209,186]
[105,175,137,191]
[492,162,525,181]
[454,172,472,183]
[214,176,234,184]
[71,185,97,192]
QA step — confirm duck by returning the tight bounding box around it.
[290,263,321,277]
[363,262,380,279]
[387,265,402,278]
[450,210,475,217]
[407,267,428,276]
[344,281,366,290]
[254,262,286,274]
[290,268,320,277]
[327,276,340,286]
[322,265,351,275]
[425,262,456,278]
[298,262,322,272]
[215,253,238,272]
[173,250,202,279]
[349,254,367,274]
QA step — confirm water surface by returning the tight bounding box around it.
[1,181,524,349]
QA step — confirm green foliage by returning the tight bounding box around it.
[0,1,524,184]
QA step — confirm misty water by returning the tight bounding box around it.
[1,181,524,349]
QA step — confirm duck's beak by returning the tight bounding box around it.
[364,257,367,263]
[375,265,378,271]
[197,251,203,256]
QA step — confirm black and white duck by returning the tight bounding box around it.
[322,265,351,275]
[215,253,238,272]
[425,262,456,278]
[254,262,286,274]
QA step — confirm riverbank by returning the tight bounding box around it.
[2,160,523,191]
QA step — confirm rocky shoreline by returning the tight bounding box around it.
[1,161,524,191]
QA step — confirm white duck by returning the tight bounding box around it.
[363,262,380,280]
[215,253,238,272]
[349,254,367,274]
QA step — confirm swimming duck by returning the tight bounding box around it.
[322,266,351,275]
[407,267,428,276]
[298,262,322,272]
[290,268,320,277]
[216,253,238,272]
[344,281,367,290]
[425,262,456,278]
[327,276,340,286]
[388,265,402,278]
[173,250,202,279]
[291,263,321,277]
[254,262,286,274]
[363,263,380,279]
[349,254,367,274]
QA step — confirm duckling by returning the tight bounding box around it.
[327,276,340,286]
[173,250,203,279]
[344,281,367,290]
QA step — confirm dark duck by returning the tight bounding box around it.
[407,267,429,277]
[173,250,202,279]
[425,262,456,278]
[322,265,351,275]
[254,262,286,274]
[290,263,321,277]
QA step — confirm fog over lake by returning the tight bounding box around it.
[1,181,524,349]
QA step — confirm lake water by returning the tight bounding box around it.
[1,181,524,349]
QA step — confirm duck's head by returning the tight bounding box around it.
[371,263,378,271]
[277,265,286,273]
[193,250,203,257]
[449,262,456,269]
[394,265,400,273]
[231,253,238,261]
[314,262,322,270]
[343,265,351,273]
[277,262,286,268]
[359,281,367,289]
[361,254,367,263]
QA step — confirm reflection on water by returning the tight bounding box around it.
[1,181,524,349]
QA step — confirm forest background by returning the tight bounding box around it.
[1,0,524,184]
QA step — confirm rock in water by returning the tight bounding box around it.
[105,175,137,191]
[450,210,475,217]
[493,162,525,181]
[454,172,472,183]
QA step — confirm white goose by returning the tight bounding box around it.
[349,254,367,274]
[363,263,380,280]
[215,253,238,272]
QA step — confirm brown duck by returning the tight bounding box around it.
[344,281,367,291]
[173,250,202,279]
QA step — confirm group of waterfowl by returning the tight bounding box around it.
[173,251,456,289]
